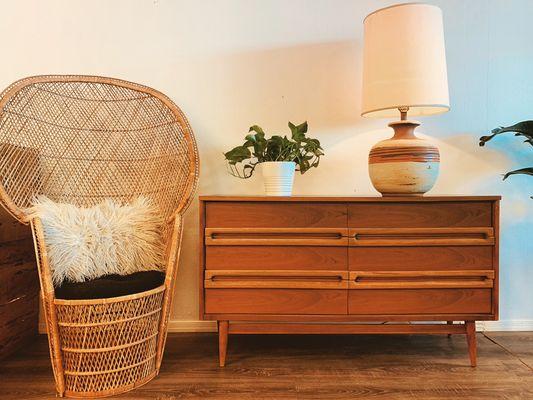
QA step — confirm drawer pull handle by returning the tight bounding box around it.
[349,270,494,289]
[205,228,349,246]
[350,227,494,246]
[205,270,349,289]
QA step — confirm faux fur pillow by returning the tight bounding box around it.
[28,196,164,286]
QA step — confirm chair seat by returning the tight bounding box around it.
[55,270,165,300]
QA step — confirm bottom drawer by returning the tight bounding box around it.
[205,289,347,315]
[348,289,492,315]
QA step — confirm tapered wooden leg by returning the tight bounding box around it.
[447,321,453,338]
[465,320,477,367]
[218,320,229,367]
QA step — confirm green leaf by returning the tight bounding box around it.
[503,167,533,180]
[224,145,251,164]
[480,120,533,146]
[225,121,323,177]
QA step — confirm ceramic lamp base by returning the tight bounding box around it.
[368,121,440,196]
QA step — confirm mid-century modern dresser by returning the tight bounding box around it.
[199,196,500,367]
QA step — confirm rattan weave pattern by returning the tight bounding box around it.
[0,75,198,398]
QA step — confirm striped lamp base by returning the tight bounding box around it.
[368,121,440,196]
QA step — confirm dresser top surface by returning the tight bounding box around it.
[199,195,501,202]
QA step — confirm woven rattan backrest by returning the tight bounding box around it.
[0,75,199,227]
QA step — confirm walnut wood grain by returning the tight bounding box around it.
[0,210,38,360]
[349,246,493,271]
[466,320,477,367]
[205,289,347,315]
[206,246,348,270]
[205,270,349,289]
[206,202,347,228]
[348,289,492,315]
[217,321,228,367]
[199,196,500,368]
[348,202,493,227]
[205,227,348,246]
[349,227,495,246]
[228,322,468,335]
[200,195,502,202]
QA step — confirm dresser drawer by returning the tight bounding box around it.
[348,202,492,228]
[348,288,492,315]
[205,289,347,315]
[207,246,348,270]
[206,202,347,227]
[349,246,493,271]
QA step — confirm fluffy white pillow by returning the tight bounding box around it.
[28,196,164,286]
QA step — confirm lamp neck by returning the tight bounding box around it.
[388,120,421,139]
[398,106,409,121]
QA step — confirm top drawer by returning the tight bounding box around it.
[206,202,347,228]
[349,202,493,228]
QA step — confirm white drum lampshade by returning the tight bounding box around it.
[361,3,450,196]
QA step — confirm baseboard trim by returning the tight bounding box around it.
[39,319,533,335]
[168,320,217,332]
[476,320,533,332]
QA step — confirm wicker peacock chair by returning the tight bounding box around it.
[0,75,199,397]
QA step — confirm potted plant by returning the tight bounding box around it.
[479,121,533,191]
[224,121,324,195]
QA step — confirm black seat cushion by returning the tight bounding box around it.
[55,270,165,300]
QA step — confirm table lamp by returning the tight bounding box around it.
[361,3,449,196]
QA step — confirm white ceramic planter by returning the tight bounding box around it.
[261,161,295,196]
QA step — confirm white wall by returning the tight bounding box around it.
[3,0,531,330]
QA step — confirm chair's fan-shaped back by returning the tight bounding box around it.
[0,75,199,227]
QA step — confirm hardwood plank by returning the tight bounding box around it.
[348,289,492,315]
[0,332,531,400]
[349,246,493,271]
[206,246,348,271]
[206,202,347,228]
[205,289,347,315]
[348,202,493,228]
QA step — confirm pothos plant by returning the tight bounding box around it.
[224,121,324,178]
[479,120,533,182]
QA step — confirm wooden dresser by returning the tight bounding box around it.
[199,196,500,367]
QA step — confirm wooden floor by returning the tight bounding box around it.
[0,332,532,399]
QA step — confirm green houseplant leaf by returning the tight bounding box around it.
[479,120,533,196]
[480,120,533,147]
[503,167,533,180]
[224,121,323,178]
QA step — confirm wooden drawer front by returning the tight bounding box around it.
[206,228,348,246]
[348,289,492,315]
[348,202,492,228]
[205,270,349,289]
[205,289,347,314]
[206,202,347,228]
[349,270,494,289]
[349,246,493,271]
[349,228,494,246]
[206,246,348,270]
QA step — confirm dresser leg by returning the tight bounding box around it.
[218,320,229,367]
[465,320,477,367]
